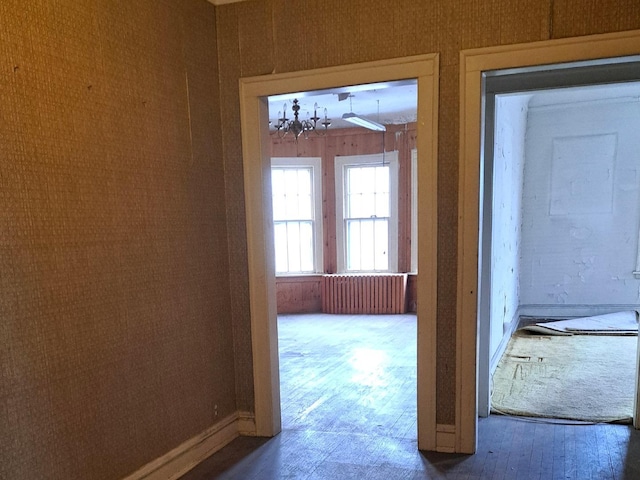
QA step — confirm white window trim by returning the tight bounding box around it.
[271,157,323,275]
[334,152,399,273]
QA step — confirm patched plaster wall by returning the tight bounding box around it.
[490,95,528,358]
[520,98,640,313]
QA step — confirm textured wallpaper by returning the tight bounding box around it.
[2,0,640,478]
[0,1,234,479]
[216,0,640,426]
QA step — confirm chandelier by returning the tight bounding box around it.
[272,99,331,140]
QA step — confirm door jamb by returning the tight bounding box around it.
[458,29,640,453]
[239,54,440,449]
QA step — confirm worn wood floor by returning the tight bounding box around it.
[181,313,640,479]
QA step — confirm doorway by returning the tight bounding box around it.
[459,29,640,453]
[479,66,640,418]
[239,54,439,450]
[267,81,419,438]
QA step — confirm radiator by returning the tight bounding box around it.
[321,274,408,314]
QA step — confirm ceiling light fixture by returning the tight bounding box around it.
[273,99,331,140]
[341,112,386,131]
[341,94,387,131]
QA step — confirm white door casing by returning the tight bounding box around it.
[239,54,440,449]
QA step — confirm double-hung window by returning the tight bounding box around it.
[335,152,399,272]
[271,157,323,274]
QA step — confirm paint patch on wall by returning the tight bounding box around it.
[619,168,638,192]
[550,134,617,215]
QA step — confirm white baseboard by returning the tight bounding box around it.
[123,410,256,480]
[237,410,256,436]
[489,308,521,375]
[435,424,456,453]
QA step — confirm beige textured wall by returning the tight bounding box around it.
[216,0,640,424]
[0,1,235,479]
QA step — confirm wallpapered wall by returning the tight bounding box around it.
[216,0,640,424]
[2,0,640,478]
[0,1,234,479]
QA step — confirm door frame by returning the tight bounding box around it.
[458,29,640,452]
[239,54,440,449]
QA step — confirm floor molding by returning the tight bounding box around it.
[435,424,456,453]
[237,410,256,436]
[489,308,522,375]
[123,412,244,480]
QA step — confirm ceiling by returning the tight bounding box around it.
[268,80,640,132]
[268,80,418,131]
[525,81,640,107]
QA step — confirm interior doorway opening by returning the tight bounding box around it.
[266,81,420,439]
[239,54,439,450]
[478,57,640,420]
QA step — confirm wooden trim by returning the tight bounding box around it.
[237,410,256,436]
[416,55,439,452]
[458,29,640,454]
[122,413,241,480]
[239,88,282,437]
[635,332,640,429]
[435,424,457,453]
[240,54,439,448]
[241,54,436,97]
[463,29,640,73]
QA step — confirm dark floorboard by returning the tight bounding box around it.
[181,314,640,479]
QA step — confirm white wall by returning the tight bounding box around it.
[489,95,528,359]
[520,98,640,315]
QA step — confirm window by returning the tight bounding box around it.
[271,157,322,274]
[335,152,399,272]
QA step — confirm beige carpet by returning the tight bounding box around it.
[491,331,638,423]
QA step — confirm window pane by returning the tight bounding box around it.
[346,218,388,272]
[274,222,289,272]
[375,192,389,217]
[359,219,375,271]
[297,168,312,219]
[374,219,389,270]
[346,165,389,218]
[297,169,311,196]
[359,167,375,193]
[299,221,314,271]
[346,220,361,271]
[298,192,312,219]
[375,166,389,194]
[374,166,390,217]
[272,169,286,220]
[286,222,301,272]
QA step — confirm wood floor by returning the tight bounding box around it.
[181,314,640,479]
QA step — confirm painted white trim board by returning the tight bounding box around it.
[122,411,255,480]
[239,53,439,451]
[459,28,640,454]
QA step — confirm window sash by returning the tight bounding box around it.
[345,217,389,271]
[274,220,315,273]
[335,152,399,273]
[271,158,323,274]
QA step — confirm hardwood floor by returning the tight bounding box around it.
[181,314,640,479]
